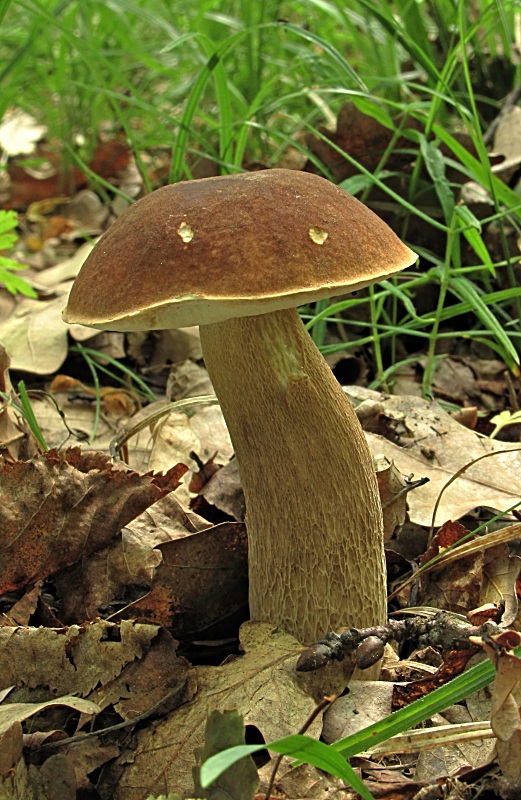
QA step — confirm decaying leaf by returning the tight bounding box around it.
[0,344,33,462]
[0,619,162,698]
[0,696,100,736]
[482,545,521,627]
[0,294,71,374]
[129,521,248,640]
[194,458,246,522]
[0,448,187,592]
[0,725,79,799]
[375,456,410,541]
[86,627,195,722]
[479,638,521,785]
[348,386,521,526]
[112,622,339,799]
[52,493,214,624]
[420,521,483,615]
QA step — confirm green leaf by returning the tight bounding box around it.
[339,174,375,195]
[454,205,495,275]
[200,734,375,800]
[195,710,259,800]
[433,124,521,222]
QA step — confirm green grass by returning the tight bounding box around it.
[2,0,520,395]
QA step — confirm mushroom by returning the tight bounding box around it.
[63,169,417,645]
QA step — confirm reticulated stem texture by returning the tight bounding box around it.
[199,308,386,645]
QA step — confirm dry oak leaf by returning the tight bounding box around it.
[486,646,521,784]
[0,447,187,592]
[346,386,521,526]
[112,622,330,800]
[0,619,163,698]
[53,492,213,624]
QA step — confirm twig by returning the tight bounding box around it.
[296,611,499,673]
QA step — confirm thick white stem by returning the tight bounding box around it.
[199,308,386,645]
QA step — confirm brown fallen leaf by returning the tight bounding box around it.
[348,386,521,526]
[305,101,415,183]
[194,458,246,522]
[0,722,77,798]
[0,344,36,462]
[0,619,166,699]
[419,521,483,615]
[0,720,23,777]
[0,696,100,736]
[1,581,42,626]
[0,447,187,592]
[477,634,521,786]
[111,621,342,800]
[53,492,212,624]
[86,627,196,722]
[392,649,478,710]
[5,138,130,209]
[375,457,410,541]
[130,520,248,640]
[49,374,138,418]
[0,294,72,375]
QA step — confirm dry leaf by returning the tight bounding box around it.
[0,110,46,156]
[322,680,393,743]
[347,386,521,526]
[0,620,157,697]
[375,457,409,541]
[130,521,248,640]
[0,448,187,592]
[0,696,100,736]
[0,294,71,374]
[492,106,521,173]
[0,344,32,462]
[420,521,483,615]
[54,493,211,623]
[488,648,521,784]
[112,622,327,799]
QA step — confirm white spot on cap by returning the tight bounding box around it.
[309,227,328,245]
[178,222,194,243]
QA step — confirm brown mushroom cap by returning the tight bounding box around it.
[63,169,417,331]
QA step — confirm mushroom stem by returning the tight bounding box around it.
[199,307,386,645]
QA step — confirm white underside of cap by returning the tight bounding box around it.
[67,267,412,332]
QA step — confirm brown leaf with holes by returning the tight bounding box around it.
[0,619,184,699]
[0,448,187,592]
